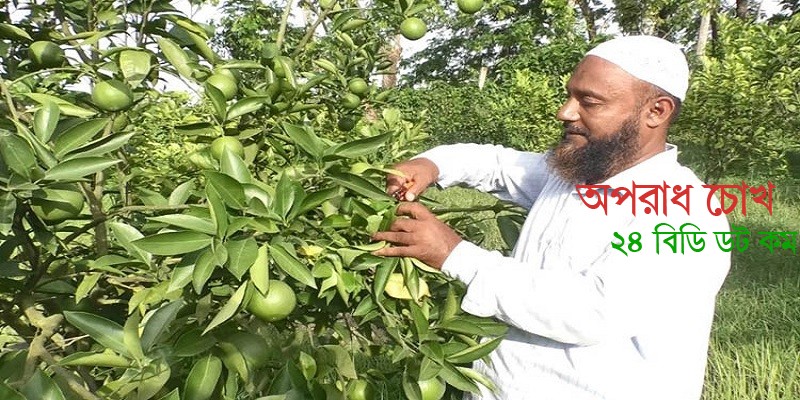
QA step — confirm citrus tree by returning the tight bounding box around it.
[0,0,514,399]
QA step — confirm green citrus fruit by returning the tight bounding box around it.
[457,0,484,14]
[341,93,361,110]
[210,136,244,160]
[28,41,64,68]
[337,116,357,131]
[246,280,297,322]
[348,78,370,96]
[30,184,85,224]
[320,0,336,10]
[206,73,238,100]
[418,378,446,400]
[92,80,133,112]
[223,332,269,369]
[400,18,427,41]
[347,379,375,400]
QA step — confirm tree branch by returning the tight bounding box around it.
[276,0,295,51]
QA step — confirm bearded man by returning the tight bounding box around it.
[372,35,731,400]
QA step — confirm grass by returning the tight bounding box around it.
[421,178,800,400]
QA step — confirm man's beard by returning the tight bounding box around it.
[546,116,641,184]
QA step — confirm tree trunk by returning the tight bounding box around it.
[696,9,711,65]
[736,0,749,19]
[575,0,598,40]
[382,34,402,88]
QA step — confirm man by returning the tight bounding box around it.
[372,35,731,400]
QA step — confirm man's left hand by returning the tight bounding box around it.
[371,202,462,270]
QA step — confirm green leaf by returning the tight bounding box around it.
[75,272,101,303]
[298,351,317,381]
[0,190,16,236]
[123,312,145,361]
[156,388,180,400]
[281,122,324,159]
[275,56,296,88]
[65,132,135,159]
[119,49,151,86]
[328,171,392,201]
[220,150,251,183]
[205,83,227,121]
[174,328,216,357]
[184,354,222,400]
[249,244,270,295]
[419,357,442,381]
[272,172,297,220]
[141,300,184,351]
[438,362,480,393]
[297,186,340,215]
[157,37,194,79]
[58,350,131,368]
[446,336,503,364]
[206,184,229,238]
[225,237,258,280]
[137,357,171,400]
[33,101,60,142]
[168,180,194,205]
[497,215,522,249]
[109,222,152,265]
[226,96,270,120]
[54,118,109,158]
[132,231,212,255]
[0,133,36,180]
[24,93,96,118]
[192,249,217,294]
[402,369,423,400]
[20,369,66,400]
[0,382,26,400]
[148,214,216,235]
[43,157,121,180]
[205,171,247,209]
[438,316,508,337]
[269,244,317,288]
[325,133,391,160]
[202,283,247,334]
[0,23,32,40]
[63,311,129,356]
[321,345,356,379]
[373,258,396,301]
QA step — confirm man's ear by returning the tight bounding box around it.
[644,96,676,128]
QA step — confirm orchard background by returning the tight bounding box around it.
[0,0,799,400]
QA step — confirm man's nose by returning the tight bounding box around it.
[557,98,579,122]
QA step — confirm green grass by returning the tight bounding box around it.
[424,179,800,400]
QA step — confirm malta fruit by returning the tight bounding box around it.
[337,116,356,131]
[384,273,430,301]
[206,73,238,100]
[348,78,369,96]
[347,379,375,400]
[210,136,244,160]
[457,0,484,14]
[341,93,361,110]
[418,378,446,400]
[400,17,427,41]
[222,332,269,369]
[92,80,134,112]
[246,280,297,322]
[30,184,85,224]
[28,41,65,68]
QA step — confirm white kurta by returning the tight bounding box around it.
[418,143,731,400]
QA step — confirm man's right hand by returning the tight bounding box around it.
[386,157,440,202]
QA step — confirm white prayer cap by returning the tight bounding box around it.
[586,35,689,101]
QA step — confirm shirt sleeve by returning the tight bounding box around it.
[441,228,731,346]
[415,143,550,210]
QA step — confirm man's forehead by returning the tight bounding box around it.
[567,56,641,97]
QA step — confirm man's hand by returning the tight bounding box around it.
[386,158,439,202]
[372,202,462,269]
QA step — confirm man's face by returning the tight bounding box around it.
[548,56,647,184]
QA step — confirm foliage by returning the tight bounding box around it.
[0,1,514,399]
[672,14,800,181]
[404,0,588,85]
